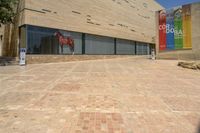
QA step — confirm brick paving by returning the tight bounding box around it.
[0,57,200,133]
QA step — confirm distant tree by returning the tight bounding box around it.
[0,0,19,24]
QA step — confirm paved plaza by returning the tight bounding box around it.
[0,57,200,133]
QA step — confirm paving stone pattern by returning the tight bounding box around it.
[0,57,200,133]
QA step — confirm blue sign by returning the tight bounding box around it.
[166,9,175,50]
[20,48,26,65]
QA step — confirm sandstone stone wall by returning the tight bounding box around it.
[26,55,136,64]
[2,24,13,57]
[21,0,163,44]
[0,24,4,56]
[191,3,200,55]
[0,0,25,57]
[156,50,200,60]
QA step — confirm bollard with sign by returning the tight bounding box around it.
[19,48,26,65]
[151,49,156,60]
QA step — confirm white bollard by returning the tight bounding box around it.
[151,49,156,60]
[19,48,26,66]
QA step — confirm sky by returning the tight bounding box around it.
[156,0,200,9]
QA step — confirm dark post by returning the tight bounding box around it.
[82,33,85,54]
[135,42,137,55]
[114,38,117,55]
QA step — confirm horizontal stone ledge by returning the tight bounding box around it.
[26,55,136,64]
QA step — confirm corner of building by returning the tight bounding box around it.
[191,2,200,60]
[0,24,4,56]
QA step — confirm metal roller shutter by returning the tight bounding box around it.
[136,43,150,55]
[116,39,135,55]
[85,34,114,55]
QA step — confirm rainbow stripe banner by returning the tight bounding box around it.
[182,5,192,49]
[159,4,192,51]
[174,7,183,49]
[159,10,167,50]
[166,9,174,50]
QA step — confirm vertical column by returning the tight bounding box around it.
[19,26,27,49]
[114,38,116,55]
[82,33,85,54]
[135,42,137,55]
[0,24,4,56]
[147,44,150,55]
[155,11,160,55]
[191,3,200,59]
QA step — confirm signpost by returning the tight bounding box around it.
[19,48,26,65]
[151,49,156,60]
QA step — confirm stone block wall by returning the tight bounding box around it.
[0,24,4,56]
[156,50,200,60]
[26,55,134,64]
[191,3,200,54]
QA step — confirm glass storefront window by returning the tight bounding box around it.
[27,26,56,54]
[136,42,149,55]
[21,25,151,55]
[26,25,82,55]
[116,39,135,55]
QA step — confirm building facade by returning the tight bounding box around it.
[156,2,200,60]
[1,0,163,61]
